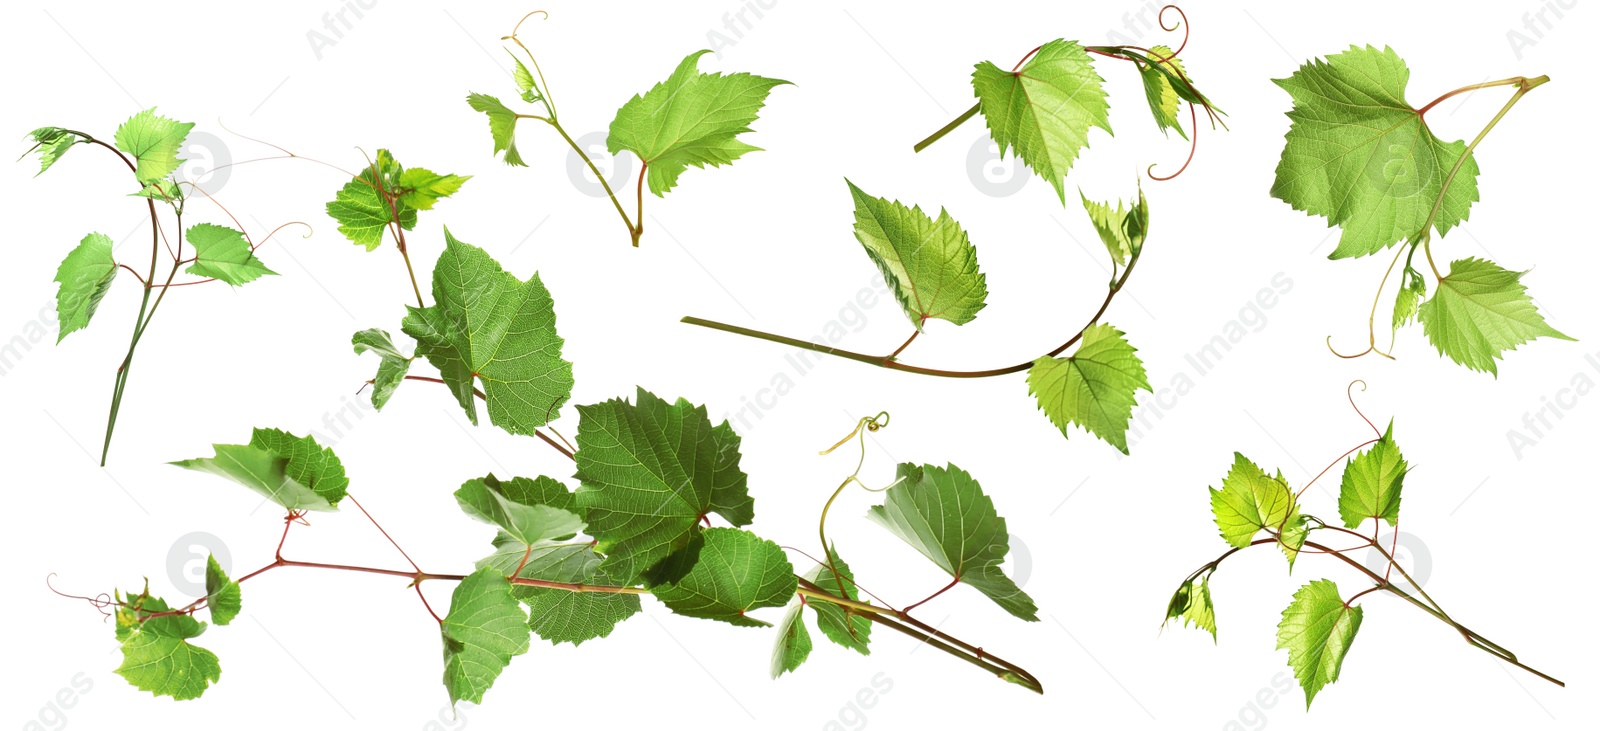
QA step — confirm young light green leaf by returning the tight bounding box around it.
[1137,45,1191,138]
[1209,453,1295,548]
[326,148,415,250]
[1392,267,1426,332]
[402,228,575,436]
[1418,257,1572,375]
[1280,511,1311,571]
[1277,579,1363,708]
[1026,323,1151,454]
[131,179,182,203]
[1163,575,1216,640]
[573,387,753,585]
[397,167,469,211]
[113,590,221,701]
[771,598,812,678]
[352,328,412,410]
[608,50,790,196]
[455,474,585,546]
[54,232,116,342]
[478,538,642,646]
[867,463,1038,621]
[248,428,349,506]
[972,39,1110,204]
[808,545,871,654]
[204,555,241,626]
[1337,421,1407,529]
[845,180,987,330]
[465,93,528,167]
[114,108,195,184]
[23,127,86,176]
[1271,45,1479,259]
[508,52,542,103]
[184,223,276,286]
[1080,185,1149,268]
[441,567,530,707]
[651,527,796,627]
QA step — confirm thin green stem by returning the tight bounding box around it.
[913,103,979,153]
[539,117,642,245]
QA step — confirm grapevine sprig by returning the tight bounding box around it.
[20,112,292,465]
[913,5,1227,188]
[1270,46,1569,375]
[465,11,790,247]
[1162,382,1563,707]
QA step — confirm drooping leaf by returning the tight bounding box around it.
[171,428,347,511]
[131,179,182,203]
[1277,579,1363,707]
[845,179,987,330]
[1280,510,1312,571]
[1392,267,1426,332]
[1337,421,1407,529]
[478,537,641,646]
[23,127,86,176]
[607,50,790,196]
[573,387,753,585]
[1271,46,1479,259]
[326,148,416,250]
[651,527,796,627]
[971,39,1111,204]
[1137,45,1192,138]
[867,463,1038,621]
[1418,257,1572,375]
[352,328,412,410]
[465,93,527,167]
[53,232,116,342]
[771,598,812,678]
[808,545,872,654]
[441,568,530,707]
[1163,575,1216,640]
[1209,453,1295,548]
[508,52,542,103]
[397,167,469,211]
[113,589,221,701]
[204,555,241,626]
[1026,323,1151,453]
[455,474,585,546]
[113,108,195,184]
[184,223,276,286]
[1080,185,1149,268]
[402,228,575,436]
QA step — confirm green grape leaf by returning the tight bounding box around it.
[1137,46,1191,138]
[1280,510,1312,571]
[113,589,221,701]
[573,387,753,585]
[23,127,87,176]
[1392,267,1426,332]
[352,328,412,410]
[867,463,1038,621]
[183,223,276,286]
[1080,185,1149,268]
[1337,421,1407,529]
[771,598,812,678]
[608,50,790,196]
[1271,45,1479,259]
[171,428,347,511]
[204,555,241,626]
[845,179,987,329]
[478,538,642,646]
[441,567,530,707]
[1277,579,1363,708]
[131,179,182,203]
[456,474,585,546]
[53,232,116,342]
[972,39,1110,204]
[1418,257,1572,375]
[466,93,528,167]
[1209,453,1295,548]
[1026,323,1151,454]
[1163,575,1216,640]
[326,148,415,250]
[397,167,469,211]
[508,52,542,103]
[113,108,194,184]
[402,228,575,435]
[651,527,796,627]
[808,545,871,654]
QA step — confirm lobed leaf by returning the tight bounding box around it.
[184,223,276,286]
[1080,185,1149,269]
[325,149,416,250]
[1276,579,1362,707]
[845,179,987,330]
[1137,45,1192,139]
[478,537,642,646]
[808,545,872,654]
[1337,421,1407,529]
[971,39,1111,204]
[171,428,347,511]
[113,588,221,701]
[1027,323,1151,453]
[465,93,527,167]
[23,127,87,176]
[114,108,195,184]
[771,599,812,678]
[441,568,530,707]
[1209,453,1295,548]
[651,527,796,627]
[455,474,585,547]
[1163,575,1216,640]
[203,555,241,626]
[53,232,117,342]
[352,328,412,409]
[1418,257,1571,375]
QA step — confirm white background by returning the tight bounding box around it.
[1,1,1593,729]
